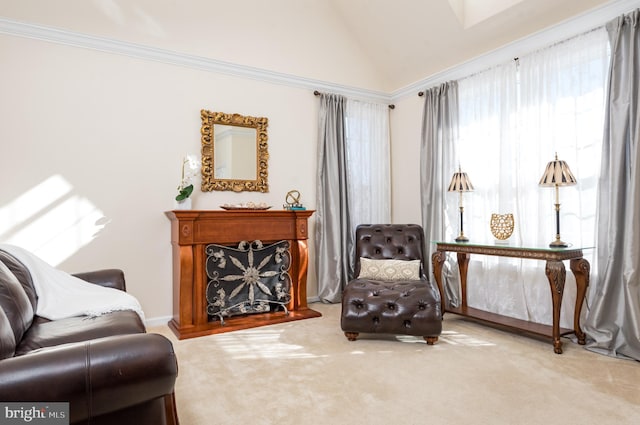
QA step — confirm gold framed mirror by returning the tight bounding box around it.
[200,109,269,192]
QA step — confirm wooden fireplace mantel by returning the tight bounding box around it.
[165,209,321,339]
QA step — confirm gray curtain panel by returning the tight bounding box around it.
[585,9,640,361]
[315,93,353,303]
[420,82,460,307]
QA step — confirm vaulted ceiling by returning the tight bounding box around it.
[328,0,613,91]
[0,0,624,94]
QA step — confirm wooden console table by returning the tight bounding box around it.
[431,242,591,354]
[165,209,321,339]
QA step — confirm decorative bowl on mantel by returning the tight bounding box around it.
[220,202,271,210]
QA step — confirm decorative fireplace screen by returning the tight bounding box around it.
[205,240,292,323]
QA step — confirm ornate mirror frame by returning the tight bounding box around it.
[200,109,269,192]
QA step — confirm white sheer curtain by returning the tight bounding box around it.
[345,99,391,228]
[454,28,609,328]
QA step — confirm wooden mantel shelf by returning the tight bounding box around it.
[165,209,321,339]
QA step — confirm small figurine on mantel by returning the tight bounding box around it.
[283,190,306,210]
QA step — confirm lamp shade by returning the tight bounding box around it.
[539,153,577,187]
[448,168,474,192]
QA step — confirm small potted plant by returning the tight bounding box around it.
[175,154,200,209]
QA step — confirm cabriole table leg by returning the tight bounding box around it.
[545,260,566,354]
[570,258,590,345]
[431,251,446,315]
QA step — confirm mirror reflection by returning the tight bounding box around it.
[200,110,269,193]
[213,125,257,180]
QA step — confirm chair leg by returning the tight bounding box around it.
[424,336,438,345]
[345,332,359,341]
[164,392,180,425]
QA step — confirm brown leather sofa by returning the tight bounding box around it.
[0,249,179,425]
[341,224,442,344]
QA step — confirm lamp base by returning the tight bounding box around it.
[455,235,469,242]
[549,239,568,248]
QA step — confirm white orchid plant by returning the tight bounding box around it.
[175,154,201,201]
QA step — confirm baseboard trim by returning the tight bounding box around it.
[145,315,173,328]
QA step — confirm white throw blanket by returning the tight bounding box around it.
[0,244,144,321]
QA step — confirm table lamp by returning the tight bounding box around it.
[539,153,577,248]
[448,167,474,242]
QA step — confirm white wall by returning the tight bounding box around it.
[2,0,636,325]
[389,94,425,225]
[0,0,388,92]
[0,33,326,322]
[0,0,392,325]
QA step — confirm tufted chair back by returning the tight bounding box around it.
[341,223,442,344]
[353,224,427,280]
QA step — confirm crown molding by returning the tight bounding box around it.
[0,17,392,104]
[2,0,638,105]
[390,0,640,101]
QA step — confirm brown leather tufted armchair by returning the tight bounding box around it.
[340,224,442,344]
[0,249,179,425]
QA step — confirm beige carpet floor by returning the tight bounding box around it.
[150,303,640,425]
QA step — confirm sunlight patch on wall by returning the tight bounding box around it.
[93,0,166,37]
[448,0,524,28]
[93,0,126,26]
[0,175,72,236]
[0,175,108,266]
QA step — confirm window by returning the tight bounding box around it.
[449,28,609,326]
